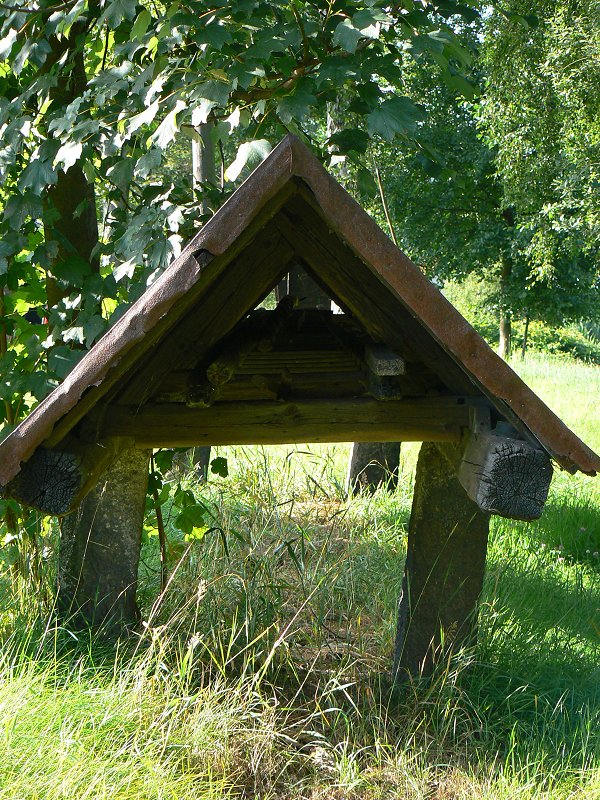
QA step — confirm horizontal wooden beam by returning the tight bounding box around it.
[101,398,472,448]
[2,437,127,516]
[457,430,553,521]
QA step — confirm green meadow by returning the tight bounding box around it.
[0,353,599,799]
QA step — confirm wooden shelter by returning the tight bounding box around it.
[1,135,598,676]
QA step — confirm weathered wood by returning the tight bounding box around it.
[102,397,472,447]
[393,442,490,682]
[114,226,296,409]
[188,298,308,406]
[347,441,400,494]
[1,437,126,516]
[276,194,475,395]
[57,445,150,631]
[458,429,553,521]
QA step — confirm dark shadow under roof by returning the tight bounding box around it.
[0,134,598,487]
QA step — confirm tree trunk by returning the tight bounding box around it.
[43,22,100,311]
[182,122,217,479]
[392,442,490,682]
[521,312,530,360]
[498,311,512,360]
[347,441,400,494]
[497,236,513,360]
[57,446,150,631]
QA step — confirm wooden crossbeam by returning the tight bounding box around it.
[101,397,472,447]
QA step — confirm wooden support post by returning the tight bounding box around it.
[57,445,150,631]
[347,441,401,494]
[392,442,490,682]
[1,437,125,516]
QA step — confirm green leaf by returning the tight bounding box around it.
[62,326,85,345]
[18,158,57,194]
[83,315,106,345]
[131,9,151,41]
[332,19,363,54]
[357,167,377,198]
[194,22,232,49]
[126,99,160,136]
[276,80,317,125]
[328,128,370,155]
[53,141,83,172]
[113,258,137,282]
[352,8,391,36]
[194,80,231,106]
[154,449,175,473]
[99,0,137,29]
[224,139,272,182]
[150,100,186,150]
[210,456,228,477]
[135,148,162,179]
[107,159,134,193]
[367,95,424,140]
[445,74,479,101]
[175,503,207,535]
[52,255,91,288]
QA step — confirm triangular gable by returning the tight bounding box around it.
[0,134,598,489]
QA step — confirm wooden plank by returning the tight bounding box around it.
[153,369,368,403]
[101,397,472,447]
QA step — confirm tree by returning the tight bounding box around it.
[477,0,600,352]
[0,0,480,626]
[374,9,599,357]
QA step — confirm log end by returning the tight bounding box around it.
[459,432,553,521]
[1,448,81,515]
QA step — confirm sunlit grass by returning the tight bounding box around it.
[0,352,599,798]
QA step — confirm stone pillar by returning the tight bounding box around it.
[58,445,151,632]
[392,442,490,681]
[346,441,400,494]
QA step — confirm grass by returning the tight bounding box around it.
[0,352,599,798]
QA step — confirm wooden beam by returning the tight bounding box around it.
[365,345,405,376]
[101,397,472,447]
[458,430,553,521]
[2,437,127,516]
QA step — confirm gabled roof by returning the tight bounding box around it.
[0,134,598,488]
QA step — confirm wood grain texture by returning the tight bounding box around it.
[458,431,553,521]
[1,437,125,515]
[102,397,471,447]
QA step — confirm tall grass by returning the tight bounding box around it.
[0,353,599,798]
